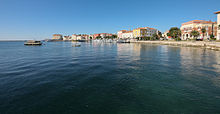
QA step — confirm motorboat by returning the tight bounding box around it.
[24,40,42,45]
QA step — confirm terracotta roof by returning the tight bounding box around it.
[149,28,156,30]
[124,31,133,33]
[215,11,220,14]
[134,27,146,30]
[53,34,62,36]
[119,30,127,32]
[182,20,216,25]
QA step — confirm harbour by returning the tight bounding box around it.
[0,41,220,113]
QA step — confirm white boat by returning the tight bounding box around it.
[24,40,42,45]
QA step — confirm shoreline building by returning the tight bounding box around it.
[93,34,101,39]
[180,20,217,40]
[133,27,158,38]
[72,34,78,40]
[145,27,158,37]
[121,31,133,39]
[133,28,147,38]
[52,34,63,40]
[215,11,220,40]
[63,36,71,41]
[162,30,171,39]
[117,30,127,38]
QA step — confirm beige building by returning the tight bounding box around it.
[180,20,217,40]
[52,34,63,40]
[121,31,133,39]
[215,11,220,40]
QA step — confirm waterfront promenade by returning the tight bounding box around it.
[132,41,220,51]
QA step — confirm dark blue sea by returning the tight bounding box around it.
[0,41,220,114]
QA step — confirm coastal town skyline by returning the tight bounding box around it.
[0,0,220,40]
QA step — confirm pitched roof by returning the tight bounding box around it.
[182,20,216,25]
[215,11,220,14]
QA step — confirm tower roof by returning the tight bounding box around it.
[214,11,220,14]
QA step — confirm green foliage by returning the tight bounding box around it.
[190,30,200,39]
[152,33,159,40]
[158,32,162,38]
[201,28,206,34]
[142,37,151,40]
[112,35,117,38]
[210,34,215,40]
[168,27,181,39]
[175,37,181,41]
[96,36,102,39]
[201,28,206,39]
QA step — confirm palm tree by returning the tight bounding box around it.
[201,28,206,40]
[190,30,200,40]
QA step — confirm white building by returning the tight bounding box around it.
[72,34,77,40]
[145,27,158,37]
[162,30,170,39]
[121,31,133,39]
[63,36,71,41]
[215,11,220,40]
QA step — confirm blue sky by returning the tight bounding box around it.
[0,0,220,40]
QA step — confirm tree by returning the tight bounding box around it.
[201,28,206,40]
[168,27,181,39]
[210,34,215,40]
[152,33,159,40]
[112,35,117,38]
[96,36,102,39]
[190,30,200,40]
[158,31,162,38]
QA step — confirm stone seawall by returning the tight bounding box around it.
[131,41,220,51]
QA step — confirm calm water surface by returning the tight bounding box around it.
[0,41,220,114]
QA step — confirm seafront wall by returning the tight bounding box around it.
[131,41,220,51]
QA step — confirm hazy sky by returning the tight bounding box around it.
[0,0,220,40]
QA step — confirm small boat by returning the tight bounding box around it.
[24,40,42,45]
[117,39,130,43]
[72,44,81,47]
[77,40,87,42]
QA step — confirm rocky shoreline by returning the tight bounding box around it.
[131,41,220,51]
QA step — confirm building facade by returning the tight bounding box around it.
[133,28,147,38]
[180,20,217,40]
[93,34,101,39]
[215,11,220,40]
[52,34,63,40]
[71,34,77,40]
[133,27,158,38]
[117,30,127,38]
[162,30,169,39]
[63,36,71,40]
[121,31,133,39]
[145,27,158,37]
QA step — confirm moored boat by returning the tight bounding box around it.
[24,40,42,45]
[72,44,81,47]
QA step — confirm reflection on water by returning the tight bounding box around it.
[0,41,220,114]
